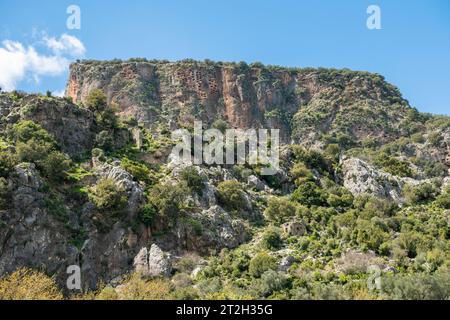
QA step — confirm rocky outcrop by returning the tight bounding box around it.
[0,162,147,291]
[0,163,78,285]
[93,159,145,218]
[133,244,172,277]
[342,157,405,202]
[0,95,95,157]
[341,157,436,203]
[66,60,411,145]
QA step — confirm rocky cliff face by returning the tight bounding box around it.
[0,94,96,158]
[66,60,411,144]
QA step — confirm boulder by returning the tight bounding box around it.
[133,244,172,277]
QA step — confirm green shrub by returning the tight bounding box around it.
[257,270,289,297]
[121,157,154,184]
[211,119,228,133]
[382,273,450,300]
[86,89,107,112]
[0,268,63,300]
[326,192,353,208]
[0,151,17,177]
[139,203,157,226]
[96,104,119,129]
[264,196,297,225]
[291,181,327,207]
[354,220,389,252]
[7,120,72,182]
[95,130,113,151]
[435,187,450,209]
[375,154,413,178]
[147,183,187,225]
[249,252,277,278]
[0,177,8,209]
[216,180,247,211]
[290,163,314,186]
[88,178,127,213]
[261,228,283,251]
[39,151,71,182]
[324,143,340,159]
[9,120,56,145]
[16,139,54,163]
[403,183,438,205]
[291,146,329,173]
[411,133,425,143]
[180,166,205,193]
[428,132,442,147]
[355,196,398,219]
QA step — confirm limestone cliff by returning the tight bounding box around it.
[66,59,411,144]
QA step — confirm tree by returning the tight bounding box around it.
[39,151,72,182]
[291,181,327,207]
[9,120,56,145]
[16,139,54,163]
[86,89,107,112]
[147,183,187,226]
[258,270,289,297]
[0,150,18,178]
[264,197,296,225]
[435,187,450,209]
[249,252,277,278]
[403,183,438,205]
[88,178,127,213]
[96,103,119,129]
[0,268,63,300]
[95,130,113,151]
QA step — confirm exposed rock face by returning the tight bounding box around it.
[198,205,249,249]
[0,162,148,290]
[80,223,144,290]
[66,60,411,145]
[0,95,95,157]
[133,244,172,277]
[278,256,297,272]
[341,157,436,203]
[93,159,145,218]
[0,164,78,284]
[342,157,405,201]
[164,205,250,254]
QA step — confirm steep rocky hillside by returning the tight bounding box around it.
[67,59,412,145]
[0,59,449,300]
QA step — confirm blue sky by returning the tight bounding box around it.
[0,0,449,115]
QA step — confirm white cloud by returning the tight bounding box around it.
[44,33,86,56]
[52,89,65,97]
[0,33,85,91]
